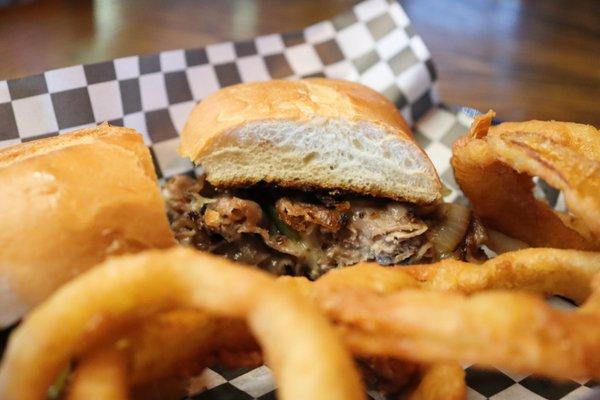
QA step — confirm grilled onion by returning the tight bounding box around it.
[485,229,529,254]
[431,203,472,257]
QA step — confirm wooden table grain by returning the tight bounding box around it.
[0,0,598,125]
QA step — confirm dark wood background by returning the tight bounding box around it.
[0,0,598,125]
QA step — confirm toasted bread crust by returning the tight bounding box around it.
[180,79,442,203]
[0,125,175,327]
[180,79,413,160]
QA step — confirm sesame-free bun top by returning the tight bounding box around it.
[0,125,175,328]
[180,79,442,204]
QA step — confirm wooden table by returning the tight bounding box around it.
[0,0,598,125]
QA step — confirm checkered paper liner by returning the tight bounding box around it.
[0,0,597,399]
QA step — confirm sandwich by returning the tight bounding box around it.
[0,125,175,328]
[165,78,479,278]
[0,79,479,330]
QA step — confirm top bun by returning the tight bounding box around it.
[180,78,441,204]
[0,125,174,327]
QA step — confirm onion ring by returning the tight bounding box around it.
[281,267,467,399]
[452,111,600,250]
[407,363,466,400]
[402,248,600,304]
[312,248,599,305]
[4,248,597,397]
[64,311,257,400]
[69,349,191,400]
[125,310,220,385]
[65,263,456,399]
[0,247,364,400]
[122,310,256,386]
[67,348,129,400]
[317,250,600,380]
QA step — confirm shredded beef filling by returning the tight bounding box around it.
[163,174,441,278]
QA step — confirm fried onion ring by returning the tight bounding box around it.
[64,310,258,400]
[67,348,129,400]
[452,111,600,250]
[69,348,191,400]
[407,363,466,400]
[317,250,600,380]
[402,248,600,304]
[281,266,468,399]
[0,248,364,400]
[3,248,598,397]
[72,272,460,400]
[68,263,459,400]
[122,310,256,386]
[312,248,599,305]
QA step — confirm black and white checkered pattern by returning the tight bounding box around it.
[0,0,440,183]
[186,370,599,400]
[0,0,597,399]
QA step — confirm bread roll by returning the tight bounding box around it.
[180,79,442,204]
[0,125,174,327]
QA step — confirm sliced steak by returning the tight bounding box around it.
[163,175,440,278]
